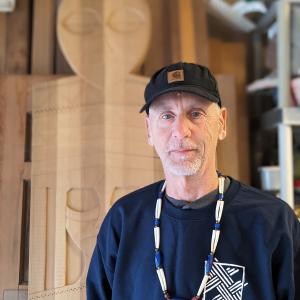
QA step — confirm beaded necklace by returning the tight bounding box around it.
[154,174,225,300]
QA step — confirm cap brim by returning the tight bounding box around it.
[139,85,220,113]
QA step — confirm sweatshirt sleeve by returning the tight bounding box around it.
[86,208,120,300]
[271,209,300,300]
[294,219,300,300]
[86,239,113,300]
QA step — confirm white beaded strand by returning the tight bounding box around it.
[156,268,167,292]
[215,200,224,222]
[154,175,226,299]
[155,197,162,219]
[218,176,225,194]
[154,227,160,249]
[196,274,210,297]
[210,229,221,253]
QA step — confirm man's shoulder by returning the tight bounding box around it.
[237,179,287,205]
[231,178,300,248]
[230,178,297,219]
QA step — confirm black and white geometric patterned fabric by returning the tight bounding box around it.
[203,258,248,300]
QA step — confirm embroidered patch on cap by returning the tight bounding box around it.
[167,69,184,83]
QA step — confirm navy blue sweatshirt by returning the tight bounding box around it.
[87,179,300,299]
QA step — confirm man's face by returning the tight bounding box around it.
[146,92,227,177]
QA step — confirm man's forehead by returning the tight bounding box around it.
[150,91,212,110]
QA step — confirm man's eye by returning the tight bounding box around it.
[161,114,173,120]
[190,111,202,118]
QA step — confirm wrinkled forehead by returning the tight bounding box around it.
[149,91,214,112]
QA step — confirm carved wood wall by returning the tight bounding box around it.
[28,1,163,299]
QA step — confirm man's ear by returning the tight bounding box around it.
[145,116,153,146]
[218,107,227,141]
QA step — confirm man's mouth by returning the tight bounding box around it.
[169,149,197,154]
[173,149,193,152]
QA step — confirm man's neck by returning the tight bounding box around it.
[164,168,219,202]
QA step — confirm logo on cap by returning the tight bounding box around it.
[167,69,184,83]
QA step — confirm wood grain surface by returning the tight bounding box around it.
[0,76,58,300]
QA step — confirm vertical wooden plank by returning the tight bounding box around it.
[31,0,56,74]
[178,0,196,62]
[167,0,181,62]
[143,0,207,75]
[143,0,172,76]
[210,38,250,183]
[192,0,210,66]
[167,0,209,65]
[54,0,74,75]
[5,0,31,74]
[29,188,48,292]
[217,75,240,178]
[19,179,31,285]
[0,14,7,73]
[0,76,28,299]
[55,42,75,75]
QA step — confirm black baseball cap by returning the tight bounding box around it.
[140,62,222,113]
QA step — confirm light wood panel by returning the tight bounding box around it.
[0,76,57,300]
[29,75,163,300]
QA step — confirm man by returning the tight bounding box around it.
[87,62,300,299]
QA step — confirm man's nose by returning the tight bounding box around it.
[172,115,192,139]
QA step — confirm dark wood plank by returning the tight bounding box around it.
[167,0,181,62]
[192,0,210,66]
[217,75,240,179]
[178,0,196,62]
[54,0,74,75]
[0,13,7,73]
[210,38,250,183]
[31,0,56,74]
[5,0,31,74]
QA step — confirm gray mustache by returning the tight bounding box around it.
[166,140,198,152]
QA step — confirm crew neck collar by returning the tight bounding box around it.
[165,177,231,210]
[158,177,240,220]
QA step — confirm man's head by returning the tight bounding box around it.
[140,62,222,114]
[142,62,227,177]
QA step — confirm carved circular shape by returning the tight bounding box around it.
[62,8,101,35]
[106,6,146,33]
[67,188,99,212]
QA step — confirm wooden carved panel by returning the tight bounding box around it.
[29,74,163,300]
[0,76,57,300]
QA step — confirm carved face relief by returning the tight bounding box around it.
[57,0,151,86]
[104,0,151,74]
[58,0,104,87]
